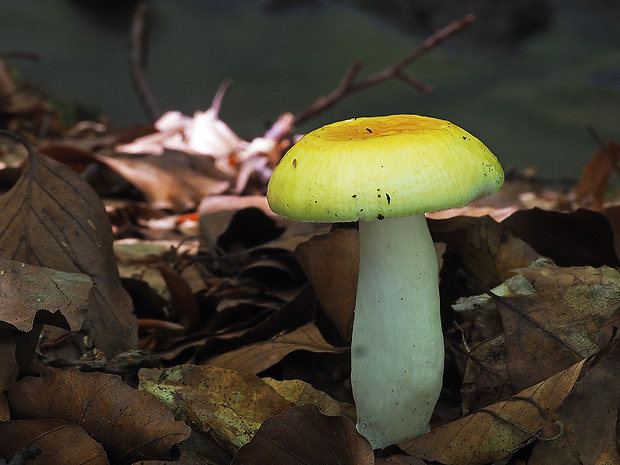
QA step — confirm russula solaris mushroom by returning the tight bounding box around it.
[266,115,504,449]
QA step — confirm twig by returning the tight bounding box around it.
[293,13,476,126]
[129,0,161,123]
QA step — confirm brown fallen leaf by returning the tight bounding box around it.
[6,368,191,462]
[97,151,230,211]
[0,137,138,357]
[503,207,620,268]
[294,229,359,342]
[139,364,292,451]
[0,258,91,333]
[230,404,374,465]
[158,259,200,328]
[573,140,620,211]
[429,215,541,289]
[263,377,356,420]
[205,321,348,374]
[497,264,620,391]
[400,356,586,465]
[0,419,108,465]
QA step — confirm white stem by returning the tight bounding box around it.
[351,214,444,449]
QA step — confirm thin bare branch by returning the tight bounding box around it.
[294,14,476,126]
[129,0,161,123]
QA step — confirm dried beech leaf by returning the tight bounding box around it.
[294,229,359,341]
[263,377,356,421]
[6,368,191,461]
[573,141,620,211]
[97,152,230,211]
[0,419,108,465]
[428,215,541,288]
[0,149,137,356]
[231,404,373,465]
[503,208,620,267]
[206,321,348,374]
[139,364,292,450]
[497,265,620,391]
[400,357,587,465]
[0,258,91,332]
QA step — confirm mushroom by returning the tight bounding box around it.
[266,115,504,449]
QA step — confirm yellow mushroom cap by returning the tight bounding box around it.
[267,115,504,222]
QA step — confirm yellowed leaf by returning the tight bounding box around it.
[263,377,356,421]
[139,364,292,451]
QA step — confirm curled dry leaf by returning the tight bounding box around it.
[0,146,137,356]
[428,215,541,288]
[294,229,359,342]
[139,364,292,451]
[205,321,348,374]
[230,404,374,465]
[0,419,108,465]
[0,257,91,332]
[96,151,230,211]
[573,140,620,212]
[503,208,620,268]
[400,357,587,465]
[6,368,191,462]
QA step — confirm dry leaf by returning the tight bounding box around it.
[263,377,356,421]
[497,264,620,391]
[429,215,541,288]
[503,208,620,268]
[0,258,91,332]
[6,368,191,462]
[0,419,108,465]
[96,151,230,211]
[0,148,137,356]
[400,357,586,465]
[573,141,620,211]
[139,364,292,451]
[528,336,620,464]
[230,404,374,465]
[294,229,359,341]
[206,321,348,374]
[158,260,200,327]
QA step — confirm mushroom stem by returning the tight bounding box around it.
[351,213,444,449]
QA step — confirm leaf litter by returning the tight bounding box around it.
[2,13,620,465]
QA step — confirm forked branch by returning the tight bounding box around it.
[293,14,476,125]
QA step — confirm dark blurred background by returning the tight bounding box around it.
[1,0,619,181]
